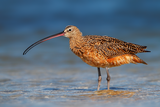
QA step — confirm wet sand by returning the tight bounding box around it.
[0,62,160,107]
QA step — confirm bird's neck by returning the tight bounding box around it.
[69,35,84,50]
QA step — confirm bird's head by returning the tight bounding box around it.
[64,25,82,38]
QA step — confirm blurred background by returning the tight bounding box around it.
[0,0,160,106]
[0,0,159,69]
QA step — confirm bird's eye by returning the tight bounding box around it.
[68,29,72,32]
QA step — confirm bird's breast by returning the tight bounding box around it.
[70,45,109,68]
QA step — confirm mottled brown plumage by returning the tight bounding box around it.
[67,26,149,68]
[23,25,150,91]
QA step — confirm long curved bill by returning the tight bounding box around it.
[23,31,65,55]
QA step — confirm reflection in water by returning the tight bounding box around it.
[81,90,135,100]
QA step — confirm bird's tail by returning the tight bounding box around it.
[132,54,148,65]
[141,46,151,53]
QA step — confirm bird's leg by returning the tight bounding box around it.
[97,67,102,91]
[106,67,111,90]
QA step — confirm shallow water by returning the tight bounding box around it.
[0,0,160,107]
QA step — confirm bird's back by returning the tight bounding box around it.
[84,35,149,56]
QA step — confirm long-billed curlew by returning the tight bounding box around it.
[23,25,150,90]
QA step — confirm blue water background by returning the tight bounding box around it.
[0,0,160,107]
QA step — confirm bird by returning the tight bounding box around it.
[23,25,150,91]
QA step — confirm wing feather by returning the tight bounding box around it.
[84,35,149,58]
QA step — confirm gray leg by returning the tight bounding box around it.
[97,67,102,91]
[106,67,111,90]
